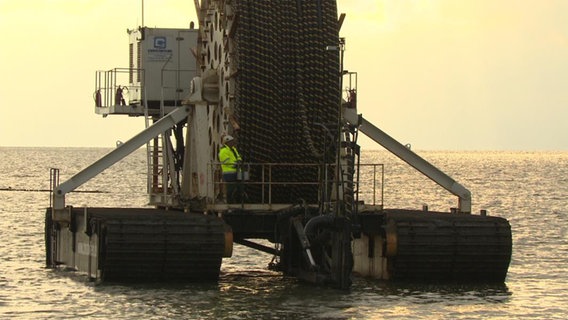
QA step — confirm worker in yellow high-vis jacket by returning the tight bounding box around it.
[218,135,242,203]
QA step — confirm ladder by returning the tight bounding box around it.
[145,107,181,206]
[147,133,164,195]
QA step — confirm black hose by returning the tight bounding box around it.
[304,214,335,237]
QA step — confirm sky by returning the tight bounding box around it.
[0,0,567,150]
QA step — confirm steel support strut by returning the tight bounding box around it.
[52,106,192,220]
[344,108,472,213]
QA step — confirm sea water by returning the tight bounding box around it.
[0,147,566,319]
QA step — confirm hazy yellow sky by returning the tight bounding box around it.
[1,0,567,150]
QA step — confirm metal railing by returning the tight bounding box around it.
[94,68,144,108]
[49,168,60,208]
[358,163,384,207]
[209,162,384,207]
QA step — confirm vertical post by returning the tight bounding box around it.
[49,168,60,208]
[268,164,272,205]
[335,38,346,216]
[373,164,376,206]
[161,132,169,198]
[261,164,265,204]
[381,164,384,208]
[141,0,145,27]
[152,136,159,192]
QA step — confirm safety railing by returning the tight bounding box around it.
[209,162,384,208]
[49,168,60,208]
[357,163,384,207]
[342,71,358,109]
[94,68,144,108]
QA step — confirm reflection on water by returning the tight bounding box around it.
[40,268,513,319]
[0,148,567,319]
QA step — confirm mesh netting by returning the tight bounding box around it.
[231,0,340,203]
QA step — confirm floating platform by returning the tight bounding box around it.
[223,208,512,283]
[354,209,512,282]
[45,207,230,282]
[46,206,511,284]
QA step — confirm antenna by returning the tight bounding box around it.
[141,0,145,27]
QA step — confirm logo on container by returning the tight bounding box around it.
[154,36,167,49]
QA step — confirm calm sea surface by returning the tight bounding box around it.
[0,147,566,319]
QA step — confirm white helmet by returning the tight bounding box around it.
[223,135,234,143]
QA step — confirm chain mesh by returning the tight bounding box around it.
[228,0,340,203]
